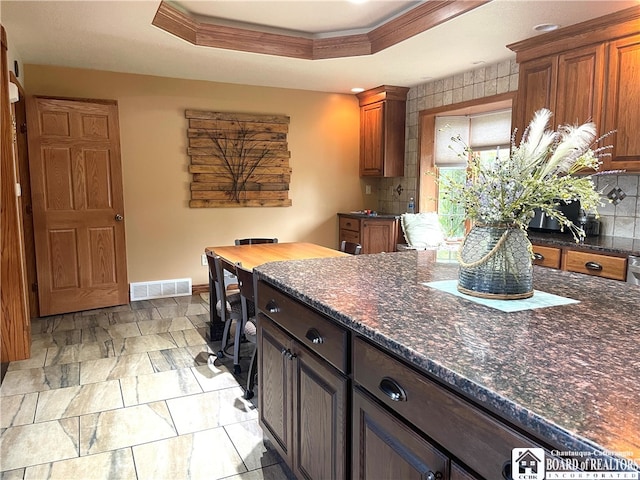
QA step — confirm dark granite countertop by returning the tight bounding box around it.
[338,211,401,219]
[528,232,640,257]
[255,251,640,461]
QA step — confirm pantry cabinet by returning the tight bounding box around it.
[509,6,640,171]
[356,86,409,177]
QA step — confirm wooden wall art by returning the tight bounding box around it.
[186,110,291,207]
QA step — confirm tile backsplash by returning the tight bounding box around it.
[375,58,640,240]
[593,174,640,239]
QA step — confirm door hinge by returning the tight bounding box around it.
[20,123,27,134]
[32,282,38,292]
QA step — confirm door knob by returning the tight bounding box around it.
[115,214,124,221]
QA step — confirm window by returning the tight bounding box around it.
[433,109,512,238]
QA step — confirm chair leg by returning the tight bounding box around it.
[217,316,232,359]
[233,299,248,374]
[244,345,258,400]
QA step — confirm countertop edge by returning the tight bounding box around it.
[254,269,635,462]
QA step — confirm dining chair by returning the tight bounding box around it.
[340,240,362,255]
[205,251,244,362]
[235,263,258,399]
[234,238,279,245]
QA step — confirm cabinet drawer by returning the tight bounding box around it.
[353,337,542,480]
[339,216,360,232]
[563,250,627,281]
[258,281,348,373]
[532,244,561,268]
[340,229,360,244]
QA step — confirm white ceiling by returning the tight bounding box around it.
[2,0,638,94]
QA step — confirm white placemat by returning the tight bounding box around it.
[423,280,579,312]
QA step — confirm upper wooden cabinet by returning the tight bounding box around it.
[356,85,409,177]
[509,5,640,172]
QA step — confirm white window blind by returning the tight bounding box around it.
[434,109,511,166]
[434,116,469,167]
[469,110,512,148]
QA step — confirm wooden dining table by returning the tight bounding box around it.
[204,242,349,340]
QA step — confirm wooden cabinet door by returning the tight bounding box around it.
[513,56,557,139]
[257,314,293,465]
[603,33,640,171]
[26,96,128,315]
[360,102,384,176]
[362,218,396,254]
[352,388,449,480]
[555,44,605,127]
[292,340,348,480]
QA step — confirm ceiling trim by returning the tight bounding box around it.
[152,0,491,60]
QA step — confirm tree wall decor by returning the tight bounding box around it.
[186,110,291,207]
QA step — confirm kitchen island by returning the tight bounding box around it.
[254,249,639,479]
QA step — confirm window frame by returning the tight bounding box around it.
[417,93,515,235]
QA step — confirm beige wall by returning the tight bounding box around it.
[25,65,368,286]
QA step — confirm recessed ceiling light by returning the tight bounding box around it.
[534,23,559,32]
[351,87,365,93]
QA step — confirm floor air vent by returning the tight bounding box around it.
[130,278,192,301]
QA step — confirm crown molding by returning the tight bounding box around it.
[152,0,490,60]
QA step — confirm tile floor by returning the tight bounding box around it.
[0,294,290,480]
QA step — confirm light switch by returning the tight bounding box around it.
[365,185,371,195]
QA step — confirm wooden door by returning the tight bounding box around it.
[352,388,449,480]
[603,33,640,171]
[362,219,396,254]
[513,56,557,140]
[292,340,347,480]
[360,102,384,176]
[555,44,604,127]
[1,25,31,362]
[258,314,293,464]
[26,97,128,316]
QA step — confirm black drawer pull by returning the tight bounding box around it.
[379,377,407,402]
[305,328,324,344]
[426,472,442,480]
[533,253,544,261]
[585,261,603,271]
[266,300,281,314]
[281,348,288,356]
[502,460,513,480]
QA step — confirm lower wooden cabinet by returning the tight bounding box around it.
[338,214,399,254]
[258,288,348,480]
[563,249,627,281]
[532,244,562,269]
[532,243,628,281]
[353,387,449,480]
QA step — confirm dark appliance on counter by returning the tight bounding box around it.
[528,200,581,233]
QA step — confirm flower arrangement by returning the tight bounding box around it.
[438,108,613,241]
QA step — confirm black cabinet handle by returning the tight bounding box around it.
[305,328,324,344]
[502,460,513,480]
[585,261,603,271]
[426,472,442,480]
[281,348,288,356]
[533,253,544,261]
[379,377,407,402]
[266,300,281,314]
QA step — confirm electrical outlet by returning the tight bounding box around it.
[365,184,371,195]
[201,254,207,266]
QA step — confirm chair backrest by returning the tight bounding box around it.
[235,263,255,304]
[340,240,362,255]
[235,238,278,245]
[205,251,225,302]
